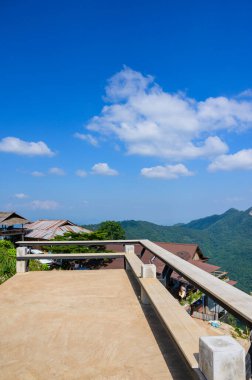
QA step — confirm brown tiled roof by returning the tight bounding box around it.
[152,242,200,260]
[106,241,204,260]
[187,260,220,272]
[100,258,124,270]
[170,261,220,284]
[103,242,236,286]
[104,241,206,274]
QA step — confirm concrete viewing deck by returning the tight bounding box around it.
[0,269,193,380]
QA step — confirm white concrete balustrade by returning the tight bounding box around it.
[15,240,250,380]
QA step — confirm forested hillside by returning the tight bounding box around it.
[87,208,252,294]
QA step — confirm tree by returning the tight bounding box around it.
[97,221,125,240]
[47,230,109,254]
[0,240,49,284]
[0,240,16,284]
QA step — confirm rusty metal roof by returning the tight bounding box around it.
[24,219,92,240]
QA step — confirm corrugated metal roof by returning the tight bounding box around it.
[24,219,92,240]
[24,219,73,230]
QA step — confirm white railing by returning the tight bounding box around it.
[16,239,252,327]
[16,239,250,379]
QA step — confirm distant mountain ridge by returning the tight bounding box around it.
[86,207,252,294]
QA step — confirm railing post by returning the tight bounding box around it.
[140,264,156,305]
[199,336,245,380]
[125,245,135,254]
[16,247,28,273]
[124,245,135,270]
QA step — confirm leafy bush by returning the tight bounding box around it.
[45,231,109,254]
[0,240,50,284]
[29,260,50,271]
[0,240,16,284]
[98,221,125,240]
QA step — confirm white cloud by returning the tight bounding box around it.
[74,132,98,146]
[225,196,243,203]
[30,200,59,210]
[105,65,154,102]
[91,163,118,176]
[208,149,252,172]
[76,169,87,177]
[86,67,252,161]
[236,89,252,98]
[141,164,194,179]
[0,137,54,156]
[49,167,66,176]
[15,193,29,199]
[31,171,45,177]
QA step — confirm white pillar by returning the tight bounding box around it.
[199,336,245,380]
[124,245,135,254]
[141,264,156,279]
[124,245,135,270]
[16,247,28,273]
[141,264,156,305]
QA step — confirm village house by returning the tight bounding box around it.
[24,219,92,240]
[0,212,29,242]
[1,211,237,321]
[104,242,237,321]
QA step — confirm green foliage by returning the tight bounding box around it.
[0,239,50,284]
[185,290,203,305]
[0,240,16,284]
[0,240,15,251]
[29,260,50,271]
[89,208,252,294]
[227,313,237,328]
[97,221,125,240]
[86,221,126,240]
[45,230,110,254]
[227,314,250,339]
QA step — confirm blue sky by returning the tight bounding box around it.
[1,0,252,225]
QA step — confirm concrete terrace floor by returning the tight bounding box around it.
[0,269,193,380]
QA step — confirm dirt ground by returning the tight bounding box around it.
[193,318,251,352]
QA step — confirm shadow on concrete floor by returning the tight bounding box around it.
[126,270,197,380]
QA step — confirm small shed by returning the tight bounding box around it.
[0,212,29,227]
[0,211,29,241]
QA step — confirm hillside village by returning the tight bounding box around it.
[0,211,251,379]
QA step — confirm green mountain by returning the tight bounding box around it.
[86,207,252,294]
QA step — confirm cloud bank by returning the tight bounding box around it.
[141,164,194,179]
[49,167,66,176]
[208,149,252,171]
[74,133,98,146]
[30,200,59,210]
[75,169,87,177]
[92,163,118,176]
[0,137,54,156]
[84,66,252,172]
[14,193,29,199]
[31,171,45,177]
